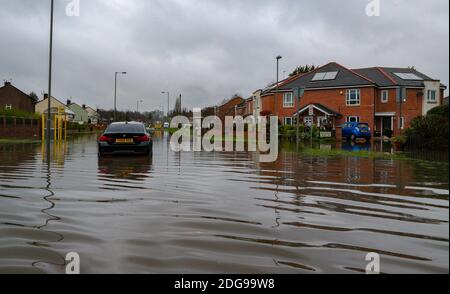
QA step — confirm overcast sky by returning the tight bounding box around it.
[0,0,448,111]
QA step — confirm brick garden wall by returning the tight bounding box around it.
[0,116,41,139]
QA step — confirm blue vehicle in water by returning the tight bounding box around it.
[342,122,372,141]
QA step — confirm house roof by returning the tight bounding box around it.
[36,95,66,106]
[294,103,342,117]
[0,82,34,102]
[261,62,447,93]
[276,62,375,92]
[354,67,445,88]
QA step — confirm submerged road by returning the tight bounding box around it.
[0,133,448,273]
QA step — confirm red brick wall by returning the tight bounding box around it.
[0,117,41,139]
[374,88,424,135]
[301,87,376,129]
[261,86,428,136]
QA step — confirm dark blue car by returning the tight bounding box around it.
[342,122,372,141]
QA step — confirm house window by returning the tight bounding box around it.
[284,117,293,125]
[346,89,360,106]
[427,90,437,103]
[283,93,294,108]
[304,116,313,126]
[347,116,360,123]
[5,104,12,110]
[317,116,327,127]
[381,90,389,103]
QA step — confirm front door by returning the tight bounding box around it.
[382,117,393,137]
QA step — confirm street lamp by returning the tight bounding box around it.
[161,91,170,117]
[114,71,127,121]
[275,55,282,117]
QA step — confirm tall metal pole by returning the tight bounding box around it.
[114,72,117,121]
[46,0,54,158]
[275,56,282,118]
[114,72,127,121]
[167,92,170,117]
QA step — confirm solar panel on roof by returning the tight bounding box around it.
[394,72,423,80]
[324,71,338,80]
[312,71,339,81]
[312,72,326,81]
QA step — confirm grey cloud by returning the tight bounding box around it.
[0,0,448,111]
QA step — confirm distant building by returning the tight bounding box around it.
[35,94,75,120]
[67,101,89,123]
[0,81,35,113]
[216,96,245,121]
[85,106,99,124]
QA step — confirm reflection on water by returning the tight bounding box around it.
[0,134,448,274]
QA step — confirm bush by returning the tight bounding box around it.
[405,104,449,149]
[391,135,407,145]
[0,109,40,119]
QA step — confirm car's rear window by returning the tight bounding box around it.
[106,124,145,133]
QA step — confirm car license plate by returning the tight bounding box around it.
[116,138,133,144]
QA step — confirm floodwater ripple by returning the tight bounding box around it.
[0,135,448,274]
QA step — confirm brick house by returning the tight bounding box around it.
[0,81,35,113]
[259,62,446,137]
[215,96,245,121]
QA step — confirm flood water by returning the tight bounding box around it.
[0,133,448,274]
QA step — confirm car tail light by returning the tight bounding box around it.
[135,135,150,142]
[99,135,114,143]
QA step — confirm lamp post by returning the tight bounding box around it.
[275,55,282,117]
[114,71,127,121]
[46,0,54,158]
[161,91,170,117]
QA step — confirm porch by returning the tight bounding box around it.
[293,103,342,131]
[374,112,396,138]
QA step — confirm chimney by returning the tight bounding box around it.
[4,81,11,86]
[44,93,49,99]
[67,99,72,106]
[82,104,86,109]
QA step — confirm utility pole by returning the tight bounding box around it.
[275,56,282,118]
[296,87,305,143]
[114,72,127,121]
[46,0,54,158]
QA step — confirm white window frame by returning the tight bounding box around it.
[381,90,389,103]
[427,90,437,103]
[5,104,12,110]
[317,116,327,127]
[283,92,294,108]
[304,116,313,126]
[284,117,293,126]
[346,89,361,106]
[347,116,360,123]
